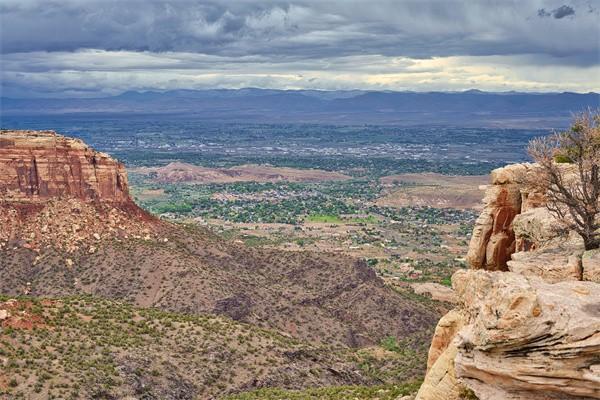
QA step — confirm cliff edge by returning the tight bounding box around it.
[0,130,156,252]
[413,163,600,400]
[0,130,130,203]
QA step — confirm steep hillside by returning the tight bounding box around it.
[0,295,424,399]
[0,130,440,350]
[0,225,438,348]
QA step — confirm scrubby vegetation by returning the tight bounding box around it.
[223,381,421,400]
[0,296,427,399]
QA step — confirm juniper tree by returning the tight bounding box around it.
[528,109,600,250]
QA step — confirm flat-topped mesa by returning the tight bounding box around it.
[0,130,157,252]
[0,130,130,203]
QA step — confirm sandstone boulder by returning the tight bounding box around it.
[512,207,561,251]
[453,269,600,400]
[582,249,600,282]
[425,309,465,370]
[489,163,531,185]
[520,189,546,212]
[507,247,584,283]
[466,178,522,270]
[414,340,463,400]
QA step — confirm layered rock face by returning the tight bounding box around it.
[414,164,600,400]
[0,130,155,252]
[0,130,130,203]
[454,270,599,399]
[466,164,535,271]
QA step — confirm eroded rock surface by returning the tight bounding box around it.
[0,130,130,203]
[454,270,600,400]
[416,269,600,400]
[508,245,584,283]
[414,163,600,400]
[512,207,560,251]
[0,130,156,251]
[466,164,531,270]
[583,249,600,282]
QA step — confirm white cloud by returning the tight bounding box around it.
[1,50,598,97]
[1,0,598,96]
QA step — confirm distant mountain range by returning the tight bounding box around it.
[2,88,598,127]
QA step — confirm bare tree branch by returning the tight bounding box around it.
[527,109,600,250]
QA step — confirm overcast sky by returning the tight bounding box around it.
[1,0,599,97]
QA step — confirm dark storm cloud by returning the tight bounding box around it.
[553,5,576,18]
[0,0,598,96]
[538,8,551,16]
[538,5,576,18]
[0,0,597,63]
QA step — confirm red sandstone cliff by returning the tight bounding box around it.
[0,130,130,203]
[0,130,156,252]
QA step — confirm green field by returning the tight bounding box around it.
[306,214,344,223]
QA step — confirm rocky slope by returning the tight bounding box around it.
[0,296,394,399]
[414,164,600,400]
[0,130,440,352]
[0,129,156,252]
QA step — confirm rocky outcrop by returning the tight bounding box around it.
[466,164,530,270]
[0,130,156,251]
[507,243,584,283]
[583,249,600,282]
[465,163,595,282]
[416,270,600,400]
[512,207,560,251]
[0,130,130,203]
[425,309,465,370]
[414,163,600,400]
[416,339,462,400]
[454,269,599,399]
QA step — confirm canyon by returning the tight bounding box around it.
[0,130,440,347]
[2,129,599,399]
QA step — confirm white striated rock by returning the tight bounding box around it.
[453,269,600,400]
[507,247,584,283]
